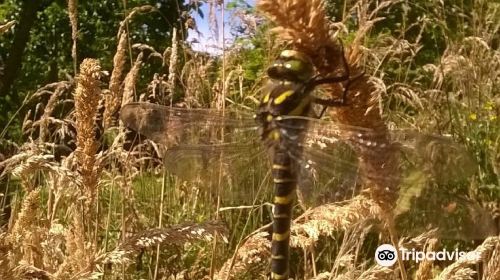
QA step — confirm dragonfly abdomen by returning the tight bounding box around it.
[270,149,297,279]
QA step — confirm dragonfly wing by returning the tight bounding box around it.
[277,117,390,207]
[285,136,364,207]
[391,131,478,184]
[162,143,272,205]
[163,142,267,181]
[120,103,271,204]
[279,116,496,240]
[120,102,258,147]
[393,190,498,240]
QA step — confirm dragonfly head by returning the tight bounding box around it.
[267,50,315,83]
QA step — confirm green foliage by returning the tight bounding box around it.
[0,0,498,278]
[0,0,190,139]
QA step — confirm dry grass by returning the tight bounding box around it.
[68,0,78,74]
[103,220,228,265]
[104,31,129,129]
[434,236,500,280]
[121,52,144,105]
[166,27,179,104]
[74,58,102,200]
[0,0,498,279]
[0,20,15,34]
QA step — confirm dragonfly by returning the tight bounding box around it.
[120,50,498,279]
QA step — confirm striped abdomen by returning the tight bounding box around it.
[270,148,297,279]
[255,49,316,279]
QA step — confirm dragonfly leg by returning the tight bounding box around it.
[309,41,365,118]
[313,72,365,118]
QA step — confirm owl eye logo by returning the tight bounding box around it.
[375,244,398,267]
[377,250,396,260]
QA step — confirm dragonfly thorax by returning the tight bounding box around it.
[256,50,317,146]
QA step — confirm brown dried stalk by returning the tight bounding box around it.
[74,58,102,199]
[0,20,15,34]
[434,236,500,280]
[117,5,157,40]
[291,196,380,249]
[68,0,78,74]
[166,27,178,104]
[103,31,128,128]
[216,231,270,280]
[415,238,438,280]
[121,52,144,105]
[103,221,227,266]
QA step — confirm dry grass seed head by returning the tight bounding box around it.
[68,0,78,73]
[40,223,66,273]
[216,231,270,280]
[104,221,227,266]
[356,265,396,280]
[38,82,72,141]
[122,52,144,105]
[7,189,44,273]
[257,0,331,54]
[0,20,15,34]
[104,31,128,128]
[435,236,500,280]
[324,224,374,279]
[309,272,332,280]
[291,195,380,249]
[13,261,51,280]
[166,27,179,103]
[11,154,52,185]
[9,189,40,246]
[74,58,102,198]
[59,206,95,277]
[181,54,215,107]
[415,238,438,280]
[0,149,36,179]
[117,5,157,38]
[0,242,13,278]
[483,240,500,280]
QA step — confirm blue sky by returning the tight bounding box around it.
[187,0,256,54]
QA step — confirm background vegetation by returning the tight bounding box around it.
[0,0,498,279]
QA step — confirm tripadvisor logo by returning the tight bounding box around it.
[375,244,398,267]
[375,244,480,267]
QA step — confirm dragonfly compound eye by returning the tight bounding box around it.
[267,50,315,82]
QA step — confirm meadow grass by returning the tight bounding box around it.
[0,0,498,279]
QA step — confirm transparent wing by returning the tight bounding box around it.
[278,115,477,184]
[120,102,259,147]
[120,102,264,178]
[277,116,497,240]
[120,104,497,240]
[120,102,272,204]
